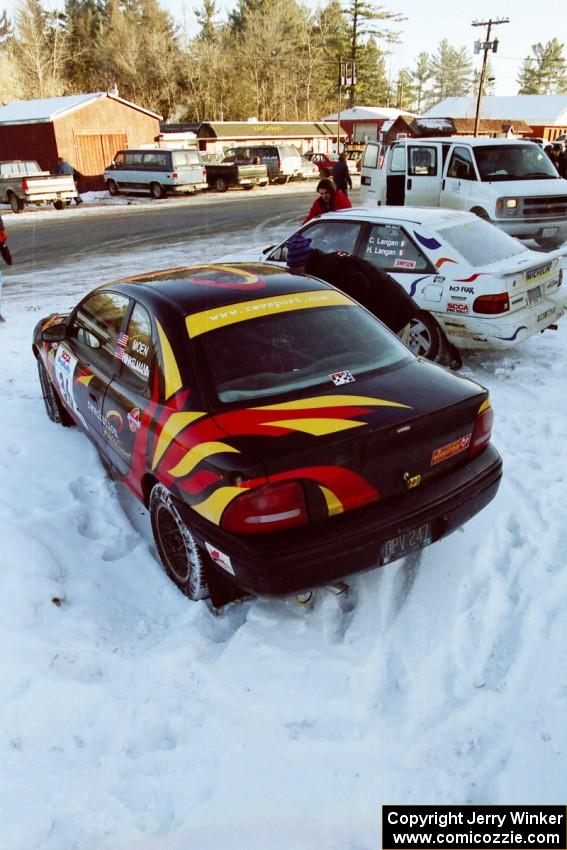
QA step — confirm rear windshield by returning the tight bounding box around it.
[437,218,528,267]
[171,150,201,167]
[473,145,559,181]
[197,304,408,404]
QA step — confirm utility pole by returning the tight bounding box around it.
[337,58,356,153]
[472,18,509,136]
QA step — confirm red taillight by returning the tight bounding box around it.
[22,178,28,192]
[221,480,308,535]
[171,171,178,178]
[469,402,494,458]
[277,157,282,171]
[472,292,510,314]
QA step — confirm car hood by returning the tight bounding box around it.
[210,358,490,511]
[481,177,567,194]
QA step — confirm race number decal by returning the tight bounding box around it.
[53,346,87,428]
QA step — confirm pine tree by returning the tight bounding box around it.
[341,0,404,106]
[410,51,431,113]
[194,0,219,43]
[427,39,474,107]
[517,39,567,94]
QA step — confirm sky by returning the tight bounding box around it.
[163,0,567,98]
[3,0,566,100]
[0,187,567,849]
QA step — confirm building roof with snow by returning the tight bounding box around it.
[0,92,161,125]
[423,96,567,126]
[323,106,416,122]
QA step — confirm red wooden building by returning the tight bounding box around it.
[0,92,161,190]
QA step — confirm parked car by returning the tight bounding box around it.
[104,148,208,198]
[217,207,565,355]
[0,160,78,213]
[306,152,359,175]
[33,263,501,606]
[204,160,268,192]
[222,144,302,183]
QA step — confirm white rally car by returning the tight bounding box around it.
[219,207,565,354]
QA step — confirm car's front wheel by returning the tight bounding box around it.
[37,358,74,426]
[106,179,119,196]
[535,236,564,250]
[150,484,209,600]
[408,311,442,359]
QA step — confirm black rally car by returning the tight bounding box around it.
[33,263,502,602]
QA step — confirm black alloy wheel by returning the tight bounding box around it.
[150,484,209,600]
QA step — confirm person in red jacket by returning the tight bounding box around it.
[303,177,352,223]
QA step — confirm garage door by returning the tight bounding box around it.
[74,131,128,190]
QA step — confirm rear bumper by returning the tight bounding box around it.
[179,445,502,597]
[170,182,208,193]
[438,296,564,350]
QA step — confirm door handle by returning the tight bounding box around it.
[442,179,445,190]
[407,178,412,190]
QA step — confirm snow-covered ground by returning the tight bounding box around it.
[0,204,566,850]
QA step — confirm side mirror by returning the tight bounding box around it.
[262,244,275,255]
[41,323,68,342]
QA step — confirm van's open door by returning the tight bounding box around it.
[403,143,443,206]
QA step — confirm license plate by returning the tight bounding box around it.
[380,522,432,565]
[527,285,542,305]
[542,228,558,238]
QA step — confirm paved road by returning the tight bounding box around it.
[6,185,348,274]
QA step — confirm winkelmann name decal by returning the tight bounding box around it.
[382,805,566,850]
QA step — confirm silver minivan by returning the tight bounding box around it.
[104,149,208,198]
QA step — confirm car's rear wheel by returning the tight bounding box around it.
[8,192,24,214]
[214,177,228,192]
[53,199,67,210]
[150,182,166,199]
[150,484,209,600]
[37,358,74,426]
[107,179,119,196]
[408,311,441,359]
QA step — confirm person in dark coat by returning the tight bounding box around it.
[331,152,353,196]
[285,232,462,368]
[56,157,83,204]
[303,178,352,222]
[285,232,418,339]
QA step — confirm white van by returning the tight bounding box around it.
[361,137,567,249]
[104,148,208,199]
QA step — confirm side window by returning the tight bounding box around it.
[70,291,130,372]
[119,302,153,395]
[390,146,406,173]
[447,147,476,180]
[408,146,437,176]
[363,224,431,273]
[125,152,144,166]
[270,221,362,262]
[143,152,167,168]
[362,143,379,169]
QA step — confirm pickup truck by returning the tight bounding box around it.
[0,160,78,213]
[361,137,567,249]
[204,160,269,192]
